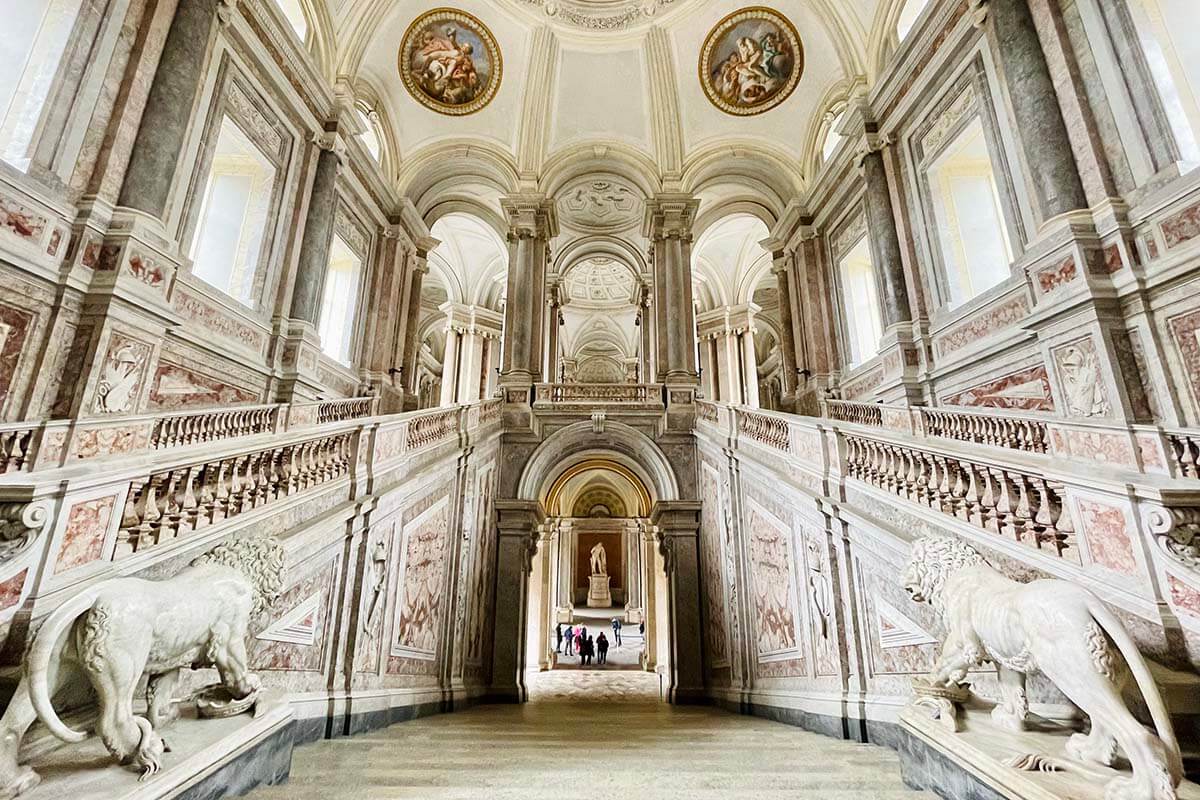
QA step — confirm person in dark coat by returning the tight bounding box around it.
[556,623,563,653]
[611,617,622,646]
[564,624,575,655]
[597,632,609,664]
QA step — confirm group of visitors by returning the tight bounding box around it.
[556,617,641,667]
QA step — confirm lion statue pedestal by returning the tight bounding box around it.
[902,535,1183,800]
[0,537,285,798]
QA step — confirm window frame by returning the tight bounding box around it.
[828,208,885,369]
[909,62,1026,312]
[316,203,373,367]
[179,59,292,314]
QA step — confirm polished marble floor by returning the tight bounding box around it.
[247,672,929,799]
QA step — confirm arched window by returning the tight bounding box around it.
[356,104,382,163]
[1127,0,1200,171]
[896,0,932,42]
[273,0,308,41]
[0,0,83,170]
[820,108,847,163]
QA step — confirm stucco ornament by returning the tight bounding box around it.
[902,536,1181,800]
[0,537,284,797]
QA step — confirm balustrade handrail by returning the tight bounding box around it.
[533,383,665,405]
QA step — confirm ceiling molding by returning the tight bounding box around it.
[516,26,560,181]
[644,26,684,181]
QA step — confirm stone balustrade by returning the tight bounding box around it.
[736,408,792,453]
[917,406,1049,454]
[532,383,665,407]
[824,399,884,428]
[1,396,382,472]
[0,424,37,475]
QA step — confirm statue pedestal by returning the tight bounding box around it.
[586,574,612,608]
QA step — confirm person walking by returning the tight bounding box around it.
[611,617,622,646]
[564,624,575,656]
[555,623,563,654]
[597,632,609,664]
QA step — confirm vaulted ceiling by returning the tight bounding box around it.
[287,0,923,207]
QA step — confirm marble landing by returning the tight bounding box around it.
[245,680,931,799]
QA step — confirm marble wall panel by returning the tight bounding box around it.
[148,359,259,410]
[252,560,336,672]
[941,364,1055,411]
[699,461,730,670]
[745,496,804,676]
[1075,498,1137,576]
[388,488,453,673]
[54,496,117,574]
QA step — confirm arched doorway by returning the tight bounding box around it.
[492,421,702,704]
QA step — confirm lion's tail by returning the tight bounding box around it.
[26,587,101,743]
[1088,598,1183,785]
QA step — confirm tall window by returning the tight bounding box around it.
[1128,0,1200,171]
[0,0,82,170]
[838,236,884,366]
[189,118,276,305]
[896,0,932,41]
[356,105,382,162]
[821,109,846,163]
[273,0,308,40]
[318,234,363,364]
[926,117,1013,306]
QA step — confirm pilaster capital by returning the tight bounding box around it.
[970,0,990,27]
[311,130,349,168]
[217,0,239,26]
[502,194,558,241]
[641,194,699,242]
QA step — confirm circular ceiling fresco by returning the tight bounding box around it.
[398,8,503,116]
[699,6,803,116]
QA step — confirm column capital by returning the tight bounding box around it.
[970,0,990,27]
[502,194,558,240]
[311,130,349,168]
[642,194,699,241]
[217,0,239,26]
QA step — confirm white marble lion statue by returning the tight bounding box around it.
[0,536,284,797]
[902,535,1181,800]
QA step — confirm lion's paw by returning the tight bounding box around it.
[1103,776,1167,800]
[1067,731,1117,767]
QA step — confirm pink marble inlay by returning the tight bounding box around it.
[942,364,1055,412]
[1077,499,1136,575]
[1036,255,1077,293]
[1162,199,1200,250]
[1168,574,1200,617]
[0,569,27,612]
[55,496,116,574]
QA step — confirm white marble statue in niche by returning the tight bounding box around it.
[0,537,284,797]
[590,541,607,576]
[903,536,1181,800]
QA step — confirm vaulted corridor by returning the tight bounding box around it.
[247,693,929,800]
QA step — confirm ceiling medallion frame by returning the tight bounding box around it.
[698,6,804,117]
[398,8,503,117]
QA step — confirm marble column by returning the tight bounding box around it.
[456,331,485,404]
[545,284,562,383]
[400,253,431,398]
[859,148,912,329]
[640,520,658,671]
[500,196,557,389]
[118,0,221,219]
[624,520,644,623]
[290,137,344,325]
[484,336,501,398]
[770,254,799,408]
[491,501,543,703]
[741,327,760,408]
[638,288,653,383]
[651,501,704,704]
[440,327,460,407]
[987,0,1087,220]
[644,196,700,384]
[537,524,554,671]
[716,331,740,404]
[556,520,575,615]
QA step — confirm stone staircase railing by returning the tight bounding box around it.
[817,399,1198,479]
[696,401,1200,574]
[0,396,383,474]
[532,383,665,407]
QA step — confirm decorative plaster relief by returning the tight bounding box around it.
[1034,254,1077,294]
[54,496,116,574]
[251,562,334,671]
[1168,574,1200,618]
[1075,499,1137,576]
[173,288,267,353]
[557,178,641,232]
[92,333,152,415]
[0,194,47,243]
[392,495,452,661]
[699,463,730,669]
[746,497,800,662]
[934,293,1030,358]
[941,364,1055,411]
[148,361,258,410]
[920,83,977,157]
[1051,337,1111,418]
[73,425,151,461]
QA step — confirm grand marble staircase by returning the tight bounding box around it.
[246,688,933,800]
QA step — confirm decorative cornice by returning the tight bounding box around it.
[642,194,699,241]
